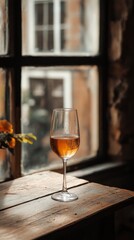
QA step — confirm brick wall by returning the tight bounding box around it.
[108,0,134,161]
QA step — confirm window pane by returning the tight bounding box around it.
[35,3,44,25]
[35,30,44,51]
[48,30,54,50]
[0,0,8,55]
[61,1,66,24]
[22,0,100,55]
[21,66,99,174]
[48,2,53,25]
[0,69,11,182]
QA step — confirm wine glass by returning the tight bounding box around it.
[50,108,80,202]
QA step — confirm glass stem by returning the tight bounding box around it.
[62,159,67,192]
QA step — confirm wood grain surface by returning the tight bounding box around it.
[0,171,133,240]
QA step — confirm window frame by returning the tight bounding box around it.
[0,0,108,179]
[31,0,66,53]
[22,68,72,108]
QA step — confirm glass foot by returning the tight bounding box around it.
[51,191,78,202]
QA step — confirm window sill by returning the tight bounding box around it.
[68,160,134,190]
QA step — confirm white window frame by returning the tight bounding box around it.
[22,68,72,108]
[27,0,66,55]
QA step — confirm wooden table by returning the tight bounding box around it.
[0,171,134,240]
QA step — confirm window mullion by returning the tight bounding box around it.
[10,0,22,178]
[54,0,60,52]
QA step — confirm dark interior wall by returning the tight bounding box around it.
[107,0,134,163]
[82,0,134,192]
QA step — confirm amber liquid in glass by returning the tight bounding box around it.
[50,135,80,160]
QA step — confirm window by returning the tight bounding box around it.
[0,0,107,181]
[23,0,100,55]
[21,66,99,173]
[33,0,66,52]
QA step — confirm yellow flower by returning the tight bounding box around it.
[0,119,37,153]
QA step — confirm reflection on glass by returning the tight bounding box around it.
[0,69,11,182]
[0,0,8,55]
[21,66,99,174]
[22,0,100,55]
